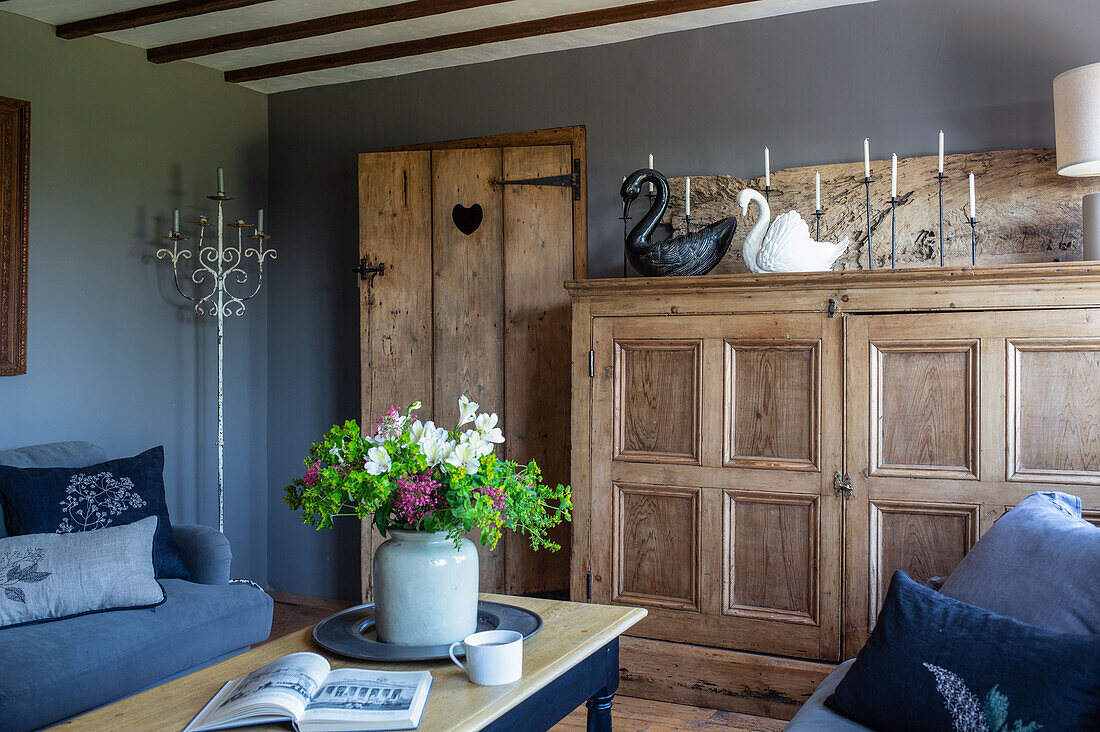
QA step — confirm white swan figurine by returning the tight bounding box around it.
[736,188,849,273]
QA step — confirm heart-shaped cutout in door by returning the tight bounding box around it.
[451,204,483,236]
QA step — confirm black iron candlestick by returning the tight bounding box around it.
[864,176,873,269]
[968,216,978,266]
[890,196,898,269]
[937,171,946,266]
[684,213,694,235]
[764,184,771,203]
[813,208,823,242]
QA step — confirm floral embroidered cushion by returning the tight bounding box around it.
[939,491,1100,635]
[0,446,190,579]
[826,571,1100,731]
[0,516,165,629]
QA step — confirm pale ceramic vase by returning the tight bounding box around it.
[373,529,479,646]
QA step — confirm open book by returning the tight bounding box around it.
[184,652,432,732]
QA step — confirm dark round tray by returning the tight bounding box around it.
[311,600,543,662]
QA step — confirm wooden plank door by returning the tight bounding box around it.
[431,147,507,592]
[358,150,433,600]
[842,308,1100,656]
[501,145,574,594]
[589,313,843,662]
[359,131,584,601]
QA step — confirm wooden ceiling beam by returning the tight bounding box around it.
[224,0,763,83]
[147,0,514,64]
[56,0,274,40]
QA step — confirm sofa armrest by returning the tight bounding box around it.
[173,524,232,585]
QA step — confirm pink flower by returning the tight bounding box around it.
[391,473,444,526]
[475,485,507,517]
[303,460,322,487]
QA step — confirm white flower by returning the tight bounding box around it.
[409,419,432,444]
[459,430,495,459]
[446,441,481,474]
[481,427,504,445]
[457,394,479,426]
[364,434,384,446]
[421,437,455,467]
[363,446,392,475]
[474,413,498,432]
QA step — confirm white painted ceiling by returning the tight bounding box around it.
[2,0,875,93]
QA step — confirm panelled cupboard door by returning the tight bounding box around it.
[590,313,843,661]
[841,309,1100,656]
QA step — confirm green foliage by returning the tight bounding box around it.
[984,685,1009,732]
[284,402,571,552]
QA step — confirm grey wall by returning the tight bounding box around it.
[0,13,270,582]
[264,0,1100,599]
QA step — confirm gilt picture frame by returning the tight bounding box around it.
[0,96,29,376]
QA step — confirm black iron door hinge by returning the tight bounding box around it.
[491,158,582,201]
[586,571,593,601]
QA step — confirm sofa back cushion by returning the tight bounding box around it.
[0,515,165,629]
[939,490,1100,634]
[826,571,1100,731]
[0,442,108,539]
[0,446,190,579]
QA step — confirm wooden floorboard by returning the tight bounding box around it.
[268,598,787,732]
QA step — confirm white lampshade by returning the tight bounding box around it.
[1055,62,1100,177]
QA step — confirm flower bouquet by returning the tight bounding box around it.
[285,395,571,645]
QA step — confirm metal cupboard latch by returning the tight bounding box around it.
[833,471,853,499]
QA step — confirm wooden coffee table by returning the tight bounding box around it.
[57,594,645,731]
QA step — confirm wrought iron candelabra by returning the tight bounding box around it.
[156,170,276,533]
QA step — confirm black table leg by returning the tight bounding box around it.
[585,687,615,732]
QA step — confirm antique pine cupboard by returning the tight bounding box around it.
[566,263,1100,719]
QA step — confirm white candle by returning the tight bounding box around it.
[864,139,871,179]
[648,154,655,194]
[815,172,821,211]
[938,131,945,174]
[764,147,771,187]
[969,173,976,219]
[173,209,180,233]
[648,153,653,170]
[685,177,691,216]
[217,167,225,193]
[891,154,898,199]
[257,209,264,232]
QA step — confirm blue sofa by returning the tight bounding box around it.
[0,442,274,732]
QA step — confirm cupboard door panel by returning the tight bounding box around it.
[868,500,978,631]
[614,340,701,464]
[871,341,979,479]
[591,314,841,661]
[613,483,700,611]
[1008,339,1100,484]
[725,341,819,470]
[725,491,818,624]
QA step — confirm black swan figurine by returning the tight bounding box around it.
[621,169,737,276]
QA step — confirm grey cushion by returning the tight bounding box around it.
[0,578,273,732]
[785,660,869,731]
[174,523,233,585]
[939,490,1100,634]
[0,441,108,539]
[0,516,164,628]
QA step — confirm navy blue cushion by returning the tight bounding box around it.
[0,446,190,579]
[0,579,273,732]
[826,571,1100,731]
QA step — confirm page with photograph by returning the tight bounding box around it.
[184,652,332,731]
[298,668,433,732]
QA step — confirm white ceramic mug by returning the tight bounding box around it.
[448,629,523,686]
